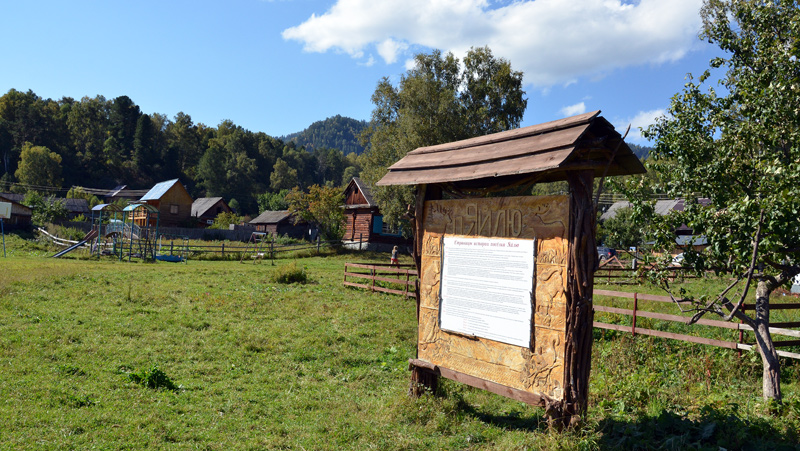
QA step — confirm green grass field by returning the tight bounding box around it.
[1,233,799,450]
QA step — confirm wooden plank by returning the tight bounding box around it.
[773,340,800,347]
[390,126,586,170]
[594,289,680,303]
[408,359,546,407]
[738,324,800,338]
[594,322,739,349]
[378,147,576,186]
[342,272,416,287]
[743,303,800,310]
[771,322,800,328]
[343,281,413,297]
[345,262,418,274]
[593,305,739,330]
[343,281,369,290]
[737,344,800,359]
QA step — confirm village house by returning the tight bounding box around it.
[0,194,32,230]
[601,198,711,252]
[248,210,307,240]
[342,177,410,251]
[139,179,193,228]
[191,197,232,227]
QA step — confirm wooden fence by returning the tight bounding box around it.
[343,262,418,297]
[596,257,698,284]
[594,289,800,360]
[341,266,800,360]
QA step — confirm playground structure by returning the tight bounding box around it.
[240,232,271,263]
[156,234,189,263]
[51,202,164,261]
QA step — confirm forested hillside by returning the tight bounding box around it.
[282,115,368,155]
[628,143,651,159]
[0,89,364,215]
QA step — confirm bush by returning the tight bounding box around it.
[127,366,179,391]
[270,262,308,284]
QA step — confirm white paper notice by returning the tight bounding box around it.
[440,236,535,347]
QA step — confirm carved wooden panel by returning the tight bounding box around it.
[418,195,569,400]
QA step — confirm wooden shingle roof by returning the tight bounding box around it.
[377,111,645,187]
[250,210,293,225]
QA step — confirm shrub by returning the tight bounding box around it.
[270,262,308,284]
[127,366,179,391]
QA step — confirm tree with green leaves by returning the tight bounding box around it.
[285,185,344,241]
[209,211,244,230]
[598,206,643,250]
[15,142,63,189]
[24,191,68,224]
[361,46,526,228]
[257,189,290,212]
[638,0,800,403]
[270,158,299,191]
[66,186,102,209]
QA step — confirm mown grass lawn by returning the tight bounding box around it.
[1,237,799,450]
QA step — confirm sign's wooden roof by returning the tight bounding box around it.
[377,111,645,187]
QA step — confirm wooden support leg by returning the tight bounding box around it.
[409,365,439,397]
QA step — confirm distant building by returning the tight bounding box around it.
[103,185,143,205]
[249,210,307,239]
[139,179,193,228]
[0,194,32,230]
[191,197,232,227]
[0,193,88,220]
[342,177,410,250]
[601,198,711,251]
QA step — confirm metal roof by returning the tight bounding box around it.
[250,210,293,224]
[91,203,122,212]
[123,203,159,213]
[140,179,181,201]
[377,111,645,187]
[192,197,226,217]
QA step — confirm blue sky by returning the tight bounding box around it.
[0,0,717,144]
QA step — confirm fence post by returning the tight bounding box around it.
[632,292,638,336]
[221,243,225,258]
[371,267,375,292]
[359,233,363,251]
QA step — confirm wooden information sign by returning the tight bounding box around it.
[416,195,569,402]
[377,111,646,426]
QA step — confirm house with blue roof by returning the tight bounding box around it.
[139,179,193,227]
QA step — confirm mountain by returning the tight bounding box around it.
[282,115,369,155]
[628,143,652,160]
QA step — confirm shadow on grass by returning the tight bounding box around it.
[459,402,550,433]
[596,406,799,450]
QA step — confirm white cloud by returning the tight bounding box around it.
[559,102,586,117]
[614,108,665,144]
[376,39,408,65]
[282,0,703,87]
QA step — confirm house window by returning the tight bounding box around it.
[170,204,179,215]
[382,221,400,235]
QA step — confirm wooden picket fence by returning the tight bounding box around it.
[593,289,800,360]
[343,262,418,298]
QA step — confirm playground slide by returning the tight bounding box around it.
[51,229,98,258]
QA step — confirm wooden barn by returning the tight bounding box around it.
[139,179,193,228]
[249,210,307,239]
[0,194,32,230]
[343,177,410,249]
[192,197,232,227]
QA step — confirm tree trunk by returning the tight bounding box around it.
[753,280,782,402]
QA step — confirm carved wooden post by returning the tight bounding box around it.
[409,184,440,397]
[548,169,597,427]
